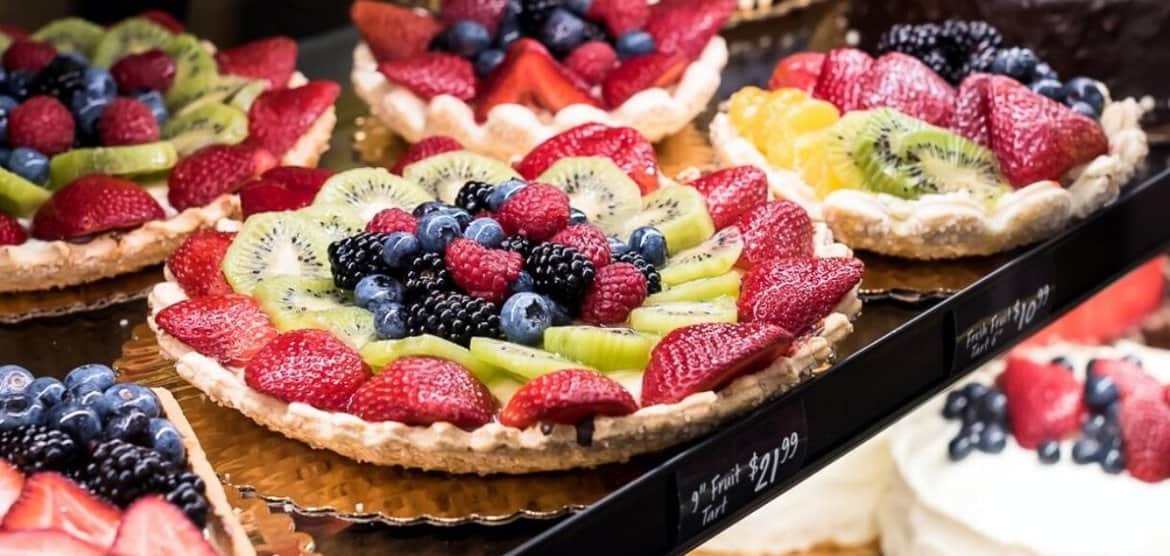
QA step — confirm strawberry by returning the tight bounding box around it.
[246,80,341,157]
[477,39,599,121]
[996,357,1085,449]
[346,356,497,430]
[1,472,120,550]
[97,97,160,146]
[215,36,297,90]
[811,48,873,113]
[1165,384,1170,407]
[950,73,993,146]
[0,212,27,246]
[515,123,660,195]
[689,166,768,230]
[642,322,793,406]
[580,262,647,325]
[588,0,651,36]
[378,53,477,101]
[444,238,524,303]
[366,208,419,234]
[549,224,611,268]
[390,135,463,175]
[738,257,863,335]
[602,52,688,107]
[239,178,314,217]
[768,52,824,92]
[0,25,29,41]
[8,95,74,156]
[110,49,176,94]
[496,183,571,242]
[167,143,276,210]
[0,529,103,555]
[1119,393,1170,482]
[1088,358,1162,401]
[0,458,23,519]
[136,10,184,33]
[736,200,814,267]
[109,496,217,556]
[31,175,164,241]
[155,294,277,366]
[645,0,735,60]
[441,0,508,35]
[500,368,637,428]
[351,0,441,63]
[564,41,618,86]
[245,329,369,411]
[166,230,235,298]
[263,165,333,191]
[858,53,956,127]
[2,39,55,72]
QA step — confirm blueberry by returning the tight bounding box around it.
[960,419,985,441]
[568,208,588,225]
[990,47,1039,82]
[543,295,572,325]
[1084,374,1119,408]
[1071,437,1103,464]
[354,274,404,310]
[0,365,33,395]
[942,390,969,419]
[500,293,553,345]
[1033,62,1059,82]
[417,212,462,252]
[61,51,89,65]
[6,70,31,100]
[475,49,506,77]
[1082,413,1109,438]
[69,94,110,135]
[104,409,150,444]
[1029,78,1065,102]
[607,236,631,257]
[464,217,505,247]
[148,417,186,463]
[1049,356,1074,371]
[381,232,421,269]
[47,403,102,443]
[448,20,492,58]
[540,9,587,57]
[1064,77,1106,114]
[496,3,523,50]
[947,434,974,461]
[64,364,116,392]
[413,200,449,219]
[1037,440,1061,464]
[566,0,592,15]
[373,302,408,340]
[511,271,535,294]
[1068,101,1099,119]
[437,207,472,229]
[0,147,9,168]
[1100,448,1125,474]
[1103,400,1121,422]
[80,67,116,103]
[134,90,168,124]
[98,383,161,418]
[628,226,667,267]
[65,383,104,408]
[0,394,44,430]
[961,382,989,402]
[976,389,1008,423]
[976,423,1007,453]
[27,377,65,407]
[615,30,656,59]
[7,147,49,185]
[486,179,527,211]
[0,94,17,142]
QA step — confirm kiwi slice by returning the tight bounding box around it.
[49,142,178,189]
[162,33,220,110]
[361,334,501,382]
[315,168,434,222]
[222,212,332,295]
[658,226,743,286]
[0,168,51,217]
[228,79,268,112]
[91,17,173,67]
[621,185,715,255]
[469,337,590,381]
[851,109,929,199]
[542,326,658,372]
[890,128,1009,200]
[822,110,871,197]
[646,270,742,306]
[252,276,348,330]
[402,151,520,204]
[297,204,365,243]
[170,76,252,118]
[628,299,737,335]
[32,18,104,56]
[161,102,247,156]
[535,156,641,236]
[302,307,376,350]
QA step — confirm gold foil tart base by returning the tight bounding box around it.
[0,266,162,323]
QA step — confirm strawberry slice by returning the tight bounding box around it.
[0,212,27,246]
[515,123,660,195]
[166,230,235,298]
[997,357,1085,449]
[155,294,279,367]
[246,80,341,158]
[645,0,735,60]
[858,52,956,127]
[440,0,508,36]
[642,322,793,406]
[245,329,369,411]
[390,135,463,175]
[1,472,120,550]
[346,356,497,430]
[1119,393,1170,483]
[350,0,441,63]
[167,143,276,211]
[0,530,103,556]
[811,48,873,113]
[215,36,297,89]
[738,257,862,335]
[736,200,814,267]
[950,73,994,146]
[0,458,23,519]
[602,52,688,107]
[109,496,217,556]
[688,166,768,230]
[31,175,164,241]
[768,52,824,92]
[477,39,600,121]
[378,53,478,101]
[239,166,332,218]
[501,369,637,428]
[1089,358,1163,401]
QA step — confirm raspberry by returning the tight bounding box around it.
[549,224,611,268]
[97,97,160,146]
[110,49,176,94]
[366,208,418,234]
[8,95,74,155]
[496,183,570,242]
[2,40,55,72]
[564,41,618,86]
[0,212,27,246]
[444,238,523,304]
[579,262,647,325]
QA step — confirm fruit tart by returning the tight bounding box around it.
[0,362,253,555]
[350,0,732,161]
[147,124,863,474]
[710,20,1149,259]
[0,15,339,292]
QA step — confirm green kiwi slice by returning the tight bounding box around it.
[361,334,501,382]
[252,276,349,330]
[536,156,642,236]
[402,151,520,204]
[627,299,738,336]
[32,18,104,56]
[160,102,247,156]
[468,338,589,381]
[0,168,51,217]
[222,212,332,295]
[91,17,173,67]
[297,203,365,243]
[314,168,434,222]
[658,226,744,286]
[891,128,1010,200]
[49,142,178,189]
[542,326,658,372]
[161,33,219,110]
[172,75,253,119]
[228,80,268,112]
[621,185,715,255]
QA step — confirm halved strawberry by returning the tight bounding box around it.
[246,80,341,158]
[440,0,508,35]
[0,530,103,556]
[31,175,164,241]
[858,52,955,127]
[768,52,824,92]
[477,39,599,121]
[688,166,768,230]
[167,143,276,211]
[166,230,235,298]
[1119,393,1170,482]
[588,0,651,36]
[1,472,120,550]
[351,0,441,63]
[346,356,497,430]
[215,36,297,89]
[515,123,660,195]
[738,257,863,335]
[263,165,334,192]
[155,294,278,367]
[109,496,217,556]
[0,212,27,246]
[645,0,735,60]
[0,458,23,519]
[950,73,993,146]
[642,322,793,406]
[811,48,873,113]
[390,135,463,175]
[602,52,688,107]
[736,200,814,267]
[501,369,637,428]
[378,53,477,101]
[239,166,332,217]
[244,329,369,411]
[997,357,1085,449]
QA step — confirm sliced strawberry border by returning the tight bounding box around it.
[709,97,1149,259]
[147,222,861,475]
[351,37,728,162]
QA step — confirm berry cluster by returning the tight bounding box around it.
[941,382,1009,460]
[1068,358,1129,473]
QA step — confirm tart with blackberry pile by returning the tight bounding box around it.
[350,0,731,161]
[0,362,253,555]
[710,20,1148,259]
[147,124,863,474]
[0,15,339,292]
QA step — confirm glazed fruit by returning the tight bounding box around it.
[346,356,497,430]
[155,294,279,366]
[244,329,370,411]
[641,322,792,405]
[737,257,863,336]
[500,369,637,428]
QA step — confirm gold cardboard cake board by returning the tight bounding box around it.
[0,266,162,323]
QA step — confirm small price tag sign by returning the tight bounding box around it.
[952,278,1055,372]
[675,399,807,541]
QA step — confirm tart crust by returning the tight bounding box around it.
[147,224,861,475]
[710,98,1149,259]
[351,38,728,161]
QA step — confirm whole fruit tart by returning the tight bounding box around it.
[709,20,1149,259]
[0,361,254,555]
[147,124,864,474]
[350,0,732,161]
[0,15,339,292]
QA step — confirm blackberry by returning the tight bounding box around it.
[328,232,393,290]
[27,56,87,104]
[74,439,209,527]
[402,251,456,301]
[405,292,502,346]
[454,181,495,215]
[616,250,662,294]
[525,243,595,306]
[964,47,1000,76]
[520,0,562,35]
[160,470,209,527]
[582,20,608,43]
[876,23,943,58]
[942,19,1003,60]
[499,235,533,258]
[0,425,80,474]
[921,50,961,84]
